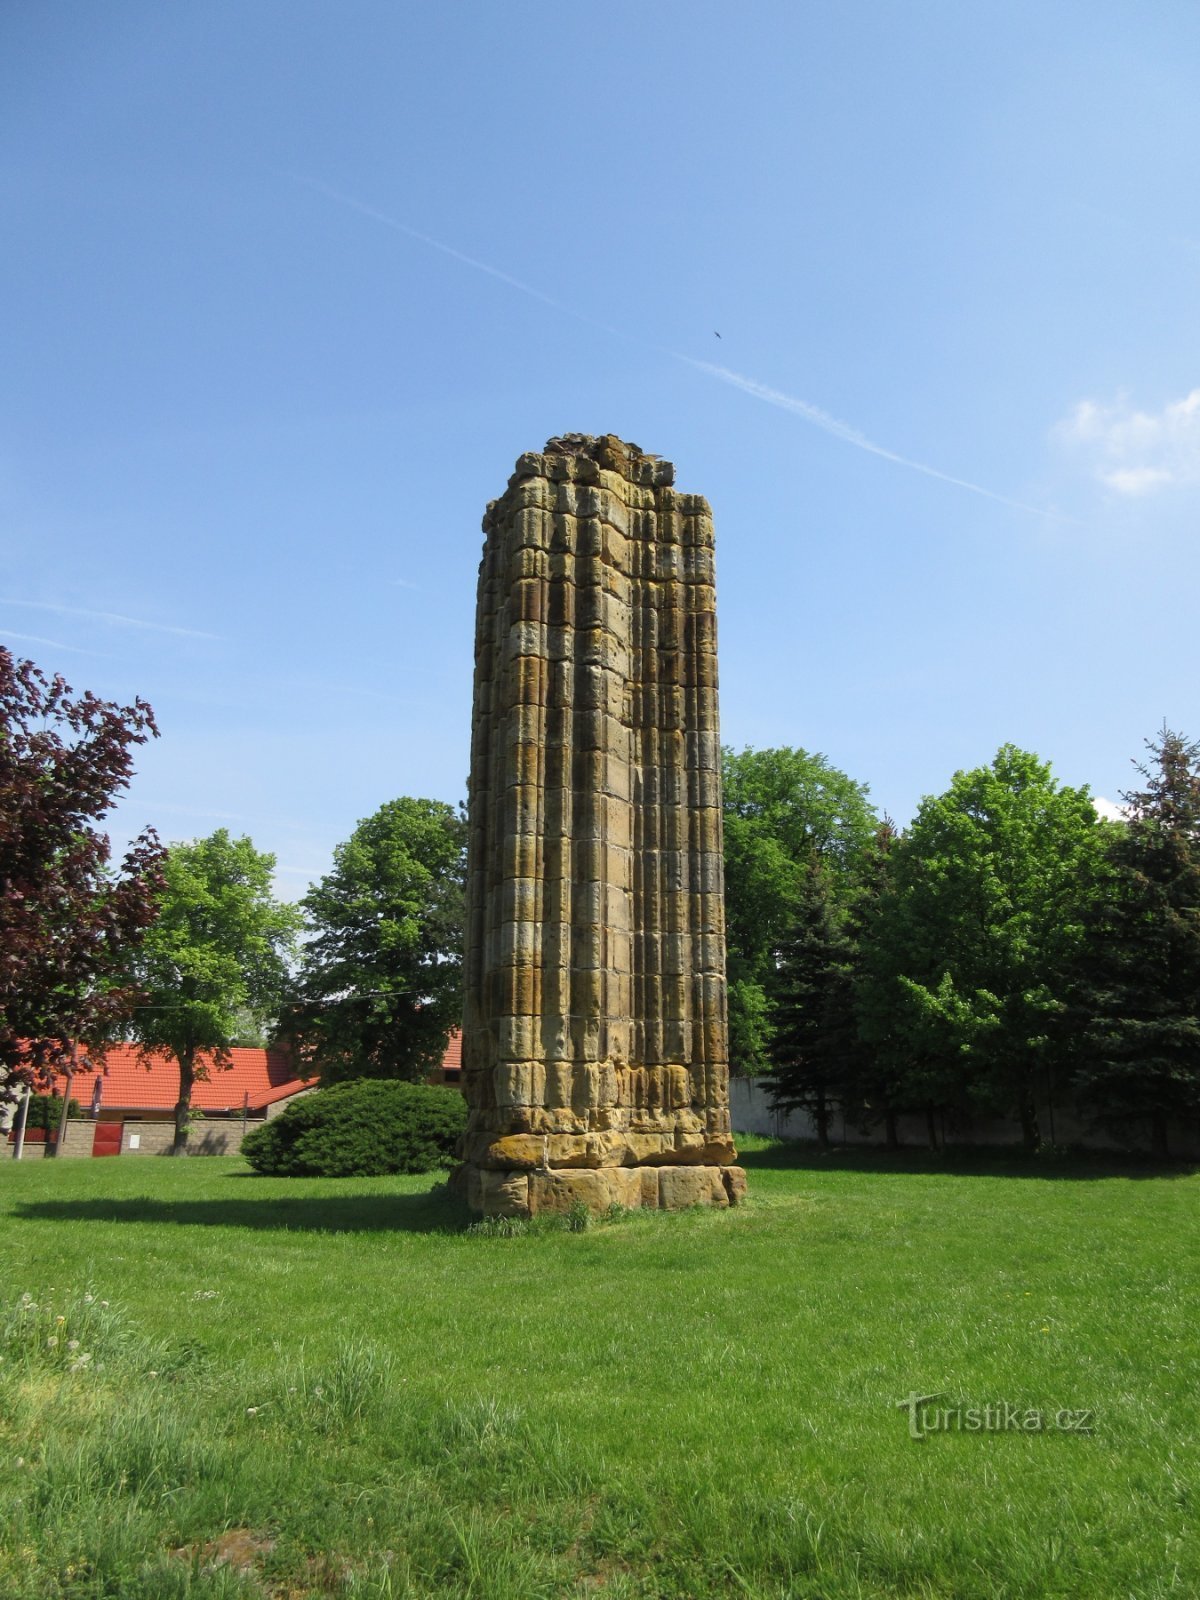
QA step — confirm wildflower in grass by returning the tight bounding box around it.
[246,1406,259,1417]
[55,1315,66,1325]
[84,1294,94,1304]
[46,1337,58,1349]
[99,1300,109,1308]
[147,1370,159,1378]
[67,1340,80,1352]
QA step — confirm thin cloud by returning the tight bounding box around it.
[144,802,252,823]
[296,176,1055,519]
[681,358,1065,518]
[1057,389,1200,496]
[290,174,621,339]
[2,630,114,659]
[0,598,222,639]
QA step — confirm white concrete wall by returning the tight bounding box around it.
[730,1076,1200,1156]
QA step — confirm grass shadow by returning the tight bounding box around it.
[14,1187,473,1235]
[736,1137,1199,1181]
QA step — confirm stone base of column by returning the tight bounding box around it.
[450,1161,747,1218]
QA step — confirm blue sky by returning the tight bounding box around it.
[4,1,1199,895]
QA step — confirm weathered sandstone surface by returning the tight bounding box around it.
[453,434,745,1215]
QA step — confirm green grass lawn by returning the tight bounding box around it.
[1,1139,1197,1599]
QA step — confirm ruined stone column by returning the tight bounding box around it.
[455,435,745,1216]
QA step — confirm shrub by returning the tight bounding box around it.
[242,1079,467,1177]
[26,1093,82,1131]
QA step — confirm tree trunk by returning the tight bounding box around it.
[11,1084,31,1160]
[1018,1092,1041,1154]
[1151,1109,1169,1160]
[172,1047,195,1155]
[885,1106,899,1150]
[925,1104,938,1150]
[815,1087,830,1149]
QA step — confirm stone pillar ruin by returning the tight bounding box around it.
[454,435,745,1216]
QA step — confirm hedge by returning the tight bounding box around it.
[242,1078,467,1177]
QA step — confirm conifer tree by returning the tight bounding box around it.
[1073,727,1200,1156]
[843,818,905,1146]
[766,855,857,1146]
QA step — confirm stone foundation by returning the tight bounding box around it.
[452,1160,747,1217]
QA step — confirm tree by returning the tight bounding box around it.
[836,818,905,1146]
[1073,727,1200,1155]
[858,746,1109,1150]
[766,855,858,1146]
[126,830,301,1152]
[722,746,876,1074]
[283,798,466,1085]
[0,648,164,1109]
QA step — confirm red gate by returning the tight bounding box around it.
[92,1121,123,1157]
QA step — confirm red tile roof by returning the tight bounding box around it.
[38,1032,465,1113]
[43,1045,312,1114]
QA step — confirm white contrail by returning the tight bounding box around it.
[2,631,113,658]
[679,358,1064,518]
[297,176,1059,518]
[0,599,221,639]
[291,175,623,339]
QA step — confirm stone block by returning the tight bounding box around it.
[529,1167,618,1216]
[492,1060,546,1109]
[479,1168,532,1218]
[658,1165,729,1210]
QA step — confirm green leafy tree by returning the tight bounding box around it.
[722,746,876,1075]
[284,798,466,1085]
[126,830,301,1152]
[858,747,1109,1150]
[1073,727,1200,1156]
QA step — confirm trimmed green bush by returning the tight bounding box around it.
[242,1079,467,1177]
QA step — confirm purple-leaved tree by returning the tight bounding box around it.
[0,647,166,1110]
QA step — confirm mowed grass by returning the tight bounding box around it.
[1,1139,1197,1599]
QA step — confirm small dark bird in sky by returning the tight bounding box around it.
[714,331,722,338]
